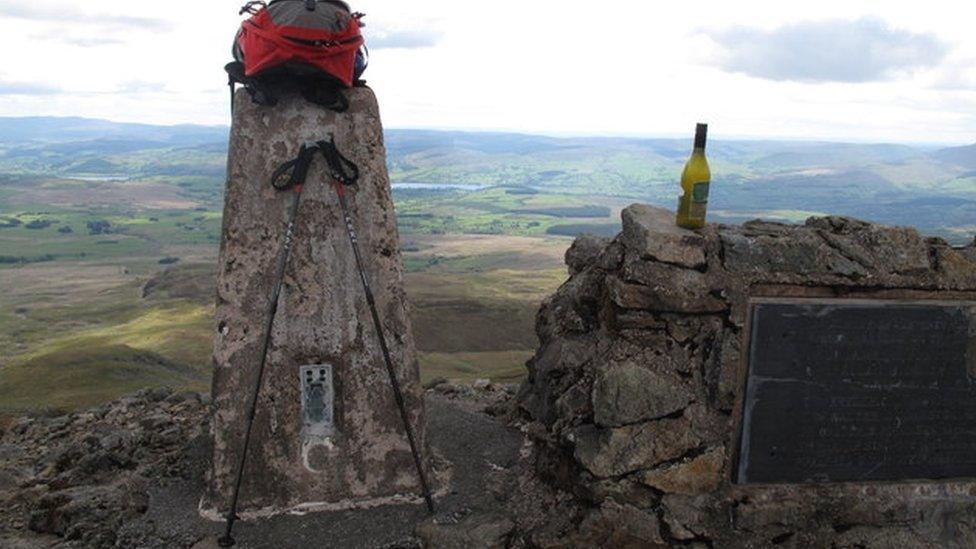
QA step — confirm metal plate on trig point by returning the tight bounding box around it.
[300,364,334,440]
[736,300,976,484]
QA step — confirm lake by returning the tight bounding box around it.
[392,182,489,191]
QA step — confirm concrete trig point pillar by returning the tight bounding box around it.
[200,87,430,518]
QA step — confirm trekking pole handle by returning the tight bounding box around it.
[271,142,320,191]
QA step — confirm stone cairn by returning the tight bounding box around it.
[201,88,429,518]
[516,204,976,547]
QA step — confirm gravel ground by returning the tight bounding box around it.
[0,385,532,548]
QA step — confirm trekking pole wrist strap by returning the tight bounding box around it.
[316,136,359,187]
[271,142,318,191]
[269,136,359,191]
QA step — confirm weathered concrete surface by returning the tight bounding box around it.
[516,204,976,547]
[201,88,429,517]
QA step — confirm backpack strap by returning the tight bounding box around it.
[301,80,348,112]
[225,61,278,111]
[226,61,350,113]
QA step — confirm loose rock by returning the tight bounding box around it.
[565,234,611,275]
[591,361,694,427]
[572,417,702,478]
[415,512,514,549]
[639,446,725,494]
[621,204,706,268]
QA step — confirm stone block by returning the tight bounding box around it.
[574,501,666,547]
[620,204,706,268]
[565,234,611,275]
[415,512,514,549]
[639,446,725,494]
[591,361,693,427]
[720,230,864,279]
[806,216,930,275]
[935,246,976,288]
[572,417,701,478]
[621,253,729,312]
[607,275,727,314]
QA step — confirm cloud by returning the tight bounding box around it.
[707,17,948,83]
[366,27,441,49]
[59,36,126,47]
[29,31,125,48]
[0,78,167,97]
[0,2,171,31]
[0,79,61,95]
[115,81,168,94]
[932,58,976,91]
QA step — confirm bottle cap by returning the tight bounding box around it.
[694,123,708,149]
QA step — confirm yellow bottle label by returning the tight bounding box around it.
[692,181,710,203]
[687,181,709,220]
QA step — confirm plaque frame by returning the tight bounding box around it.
[728,285,976,495]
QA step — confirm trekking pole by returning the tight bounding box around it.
[219,143,318,548]
[317,137,436,513]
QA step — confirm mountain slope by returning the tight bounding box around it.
[0,116,227,145]
[933,143,976,170]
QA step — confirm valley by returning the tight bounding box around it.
[0,117,973,411]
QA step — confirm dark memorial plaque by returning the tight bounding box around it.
[737,300,976,484]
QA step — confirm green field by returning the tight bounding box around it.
[0,234,566,411]
[0,178,573,411]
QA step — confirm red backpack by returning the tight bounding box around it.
[226,0,367,112]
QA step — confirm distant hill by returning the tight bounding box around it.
[1,116,967,173]
[0,116,228,145]
[0,116,973,240]
[749,143,923,170]
[0,117,229,177]
[933,143,976,170]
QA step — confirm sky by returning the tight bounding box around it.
[0,0,974,144]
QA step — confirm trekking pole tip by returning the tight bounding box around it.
[217,535,236,547]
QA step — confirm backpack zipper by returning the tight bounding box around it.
[287,34,361,48]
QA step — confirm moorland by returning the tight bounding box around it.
[1,116,973,411]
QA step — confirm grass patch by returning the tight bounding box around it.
[14,302,212,369]
[410,296,539,353]
[418,350,531,383]
[142,262,217,303]
[0,259,213,412]
[0,344,207,412]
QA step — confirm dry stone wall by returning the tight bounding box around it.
[516,204,976,547]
